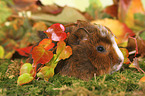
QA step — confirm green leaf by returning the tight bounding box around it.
[134,13,145,28]
[20,63,34,76]
[139,31,145,40]
[37,66,54,81]
[0,46,4,59]
[17,73,34,86]
[45,54,58,68]
[0,1,12,24]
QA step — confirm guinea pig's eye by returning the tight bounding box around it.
[96,45,106,52]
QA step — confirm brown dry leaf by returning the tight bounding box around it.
[127,37,145,57]
[129,57,145,74]
[129,57,139,68]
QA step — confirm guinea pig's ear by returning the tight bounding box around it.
[74,27,90,41]
[67,27,90,45]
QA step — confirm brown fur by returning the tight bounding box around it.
[55,20,121,80]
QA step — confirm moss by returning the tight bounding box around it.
[0,59,145,95]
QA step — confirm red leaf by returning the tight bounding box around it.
[15,46,33,57]
[44,23,67,41]
[104,4,118,17]
[31,46,53,67]
[38,39,55,50]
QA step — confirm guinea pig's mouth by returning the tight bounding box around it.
[110,59,124,74]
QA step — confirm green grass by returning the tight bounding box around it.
[0,59,145,96]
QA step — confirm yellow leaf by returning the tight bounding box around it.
[0,46,4,59]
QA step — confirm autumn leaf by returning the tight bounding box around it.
[104,4,118,17]
[44,23,67,41]
[129,57,139,68]
[17,73,34,86]
[120,48,130,64]
[31,46,53,67]
[38,39,55,50]
[118,0,145,28]
[91,18,135,44]
[37,66,54,81]
[56,40,66,56]
[127,37,145,57]
[15,46,33,57]
[129,57,145,74]
[32,21,48,31]
[140,76,145,82]
[56,40,72,61]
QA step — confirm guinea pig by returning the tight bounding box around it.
[55,20,124,80]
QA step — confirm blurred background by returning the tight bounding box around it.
[0,0,145,59]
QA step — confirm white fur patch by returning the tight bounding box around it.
[111,36,124,71]
[95,25,109,37]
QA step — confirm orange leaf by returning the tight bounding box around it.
[91,18,135,44]
[38,39,55,50]
[140,76,145,82]
[31,46,53,66]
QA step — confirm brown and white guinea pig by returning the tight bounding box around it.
[54,20,124,80]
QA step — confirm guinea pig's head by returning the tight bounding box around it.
[66,20,124,75]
